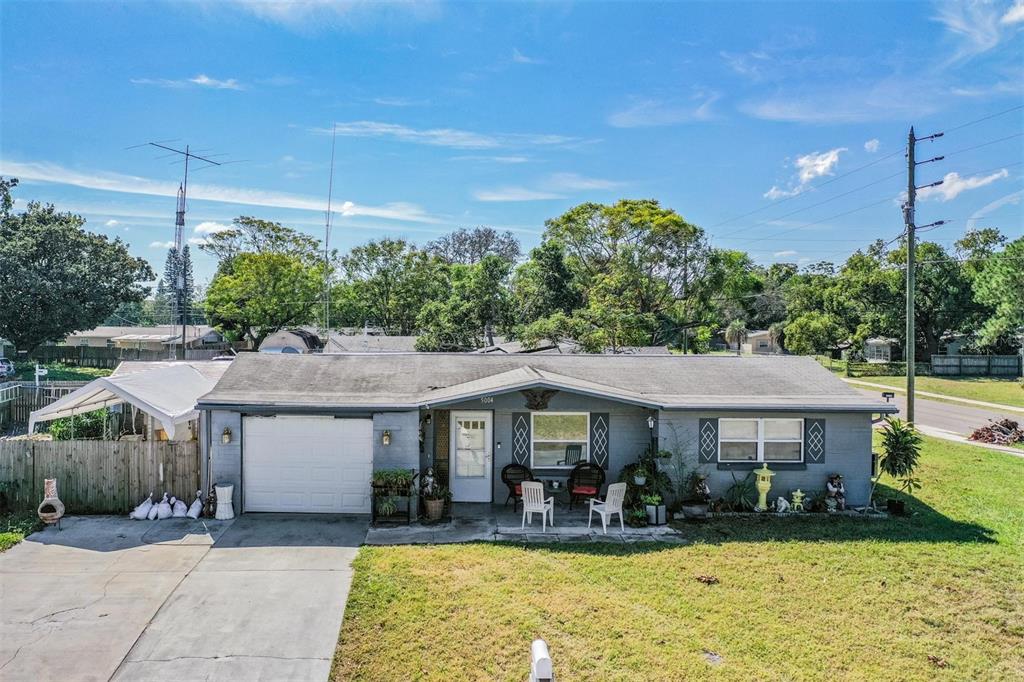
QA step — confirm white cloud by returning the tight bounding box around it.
[1003,0,1024,24]
[450,155,529,164]
[150,241,176,248]
[193,221,233,234]
[314,121,582,150]
[372,96,429,106]
[773,250,798,257]
[742,77,939,123]
[864,139,880,153]
[933,1,1004,60]
[131,74,244,90]
[764,147,847,199]
[187,237,208,245]
[473,187,564,202]
[511,48,543,64]
[967,189,1023,229]
[547,172,622,191]
[0,158,441,224]
[219,0,440,30]
[104,219,119,227]
[607,92,720,128]
[919,169,1010,202]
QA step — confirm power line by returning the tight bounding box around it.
[943,103,1024,134]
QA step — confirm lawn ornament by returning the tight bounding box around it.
[130,493,154,520]
[776,497,790,513]
[790,489,805,512]
[421,467,437,497]
[693,474,711,503]
[186,490,203,519]
[826,474,846,512]
[754,463,775,512]
[37,479,65,529]
[156,493,172,519]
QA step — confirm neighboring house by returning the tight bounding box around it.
[29,360,231,442]
[197,353,896,515]
[0,337,12,358]
[863,338,897,363]
[64,326,223,352]
[741,330,780,355]
[475,340,672,355]
[259,329,324,354]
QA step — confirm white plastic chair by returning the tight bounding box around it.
[521,481,555,532]
[588,482,626,534]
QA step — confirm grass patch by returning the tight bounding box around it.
[856,375,1024,408]
[13,362,112,381]
[0,511,44,552]
[334,435,1024,680]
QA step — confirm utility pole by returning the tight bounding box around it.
[321,124,338,349]
[902,126,944,425]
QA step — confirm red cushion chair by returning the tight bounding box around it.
[501,463,535,512]
[567,462,605,510]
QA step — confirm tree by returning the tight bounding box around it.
[972,237,1024,349]
[337,239,446,334]
[0,178,155,351]
[768,321,786,353]
[204,252,324,347]
[426,226,521,265]
[198,216,321,262]
[783,311,844,356]
[724,320,748,355]
[154,245,198,326]
[511,240,583,322]
[415,256,513,351]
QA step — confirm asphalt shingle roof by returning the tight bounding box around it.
[198,352,896,413]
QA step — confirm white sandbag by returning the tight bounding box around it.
[147,499,159,520]
[129,493,153,520]
[171,497,188,518]
[156,493,172,520]
[186,490,203,519]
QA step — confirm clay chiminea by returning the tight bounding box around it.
[37,478,65,529]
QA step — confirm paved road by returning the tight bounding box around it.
[854,388,1021,436]
[1,514,367,682]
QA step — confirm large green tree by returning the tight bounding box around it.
[972,237,1024,349]
[0,177,155,351]
[416,256,513,351]
[425,226,521,265]
[204,252,324,347]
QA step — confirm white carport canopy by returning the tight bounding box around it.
[28,364,223,439]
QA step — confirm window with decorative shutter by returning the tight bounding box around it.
[590,412,610,469]
[512,412,531,465]
[699,418,719,463]
[804,419,826,463]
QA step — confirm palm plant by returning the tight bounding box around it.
[865,417,923,512]
[768,322,785,354]
[725,320,748,355]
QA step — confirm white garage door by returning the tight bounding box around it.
[243,415,373,513]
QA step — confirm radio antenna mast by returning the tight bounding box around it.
[322,123,338,348]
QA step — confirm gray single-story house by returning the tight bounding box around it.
[196,353,897,515]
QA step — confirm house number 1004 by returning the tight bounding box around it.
[480,396,494,404]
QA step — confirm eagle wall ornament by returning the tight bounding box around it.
[521,389,559,410]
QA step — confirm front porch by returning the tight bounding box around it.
[364,502,686,545]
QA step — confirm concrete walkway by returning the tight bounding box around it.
[365,503,686,545]
[0,513,367,682]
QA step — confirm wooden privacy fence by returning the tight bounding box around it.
[931,354,1022,377]
[0,440,200,514]
[32,346,171,368]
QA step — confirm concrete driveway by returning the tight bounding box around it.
[0,513,367,682]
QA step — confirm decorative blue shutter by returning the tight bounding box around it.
[804,419,826,463]
[590,412,610,469]
[699,418,719,463]
[512,413,531,465]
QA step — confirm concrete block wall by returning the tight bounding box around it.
[373,411,421,472]
[208,409,242,513]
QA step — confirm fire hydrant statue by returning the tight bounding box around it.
[754,463,775,512]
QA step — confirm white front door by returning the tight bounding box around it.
[450,411,493,502]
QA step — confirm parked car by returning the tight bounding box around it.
[0,358,15,379]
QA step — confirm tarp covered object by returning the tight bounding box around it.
[28,362,228,439]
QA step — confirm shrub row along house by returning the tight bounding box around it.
[195,353,896,514]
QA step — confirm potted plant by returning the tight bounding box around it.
[678,472,712,519]
[641,494,666,525]
[371,468,417,524]
[632,464,648,487]
[868,417,922,515]
[625,506,648,527]
[421,486,451,522]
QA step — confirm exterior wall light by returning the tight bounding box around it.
[221,427,233,445]
[647,415,656,430]
[382,430,392,446]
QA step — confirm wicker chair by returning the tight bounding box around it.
[557,444,584,466]
[501,463,535,512]
[567,462,605,510]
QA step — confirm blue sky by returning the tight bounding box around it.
[2,0,1022,285]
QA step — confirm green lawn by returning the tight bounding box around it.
[12,362,112,381]
[334,435,1024,681]
[0,512,43,552]
[855,375,1024,409]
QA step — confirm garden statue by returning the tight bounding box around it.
[826,474,846,512]
[790,489,805,512]
[692,474,711,503]
[776,496,790,513]
[754,463,775,512]
[421,467,437,497]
